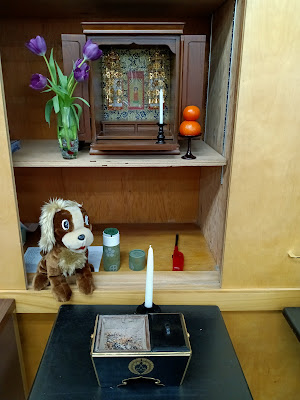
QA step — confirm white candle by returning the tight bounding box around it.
[159,89,163,124]
[144,245,154,308]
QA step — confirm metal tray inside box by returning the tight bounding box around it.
[94,315,151,352]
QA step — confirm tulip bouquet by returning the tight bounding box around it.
[26,35,103,158]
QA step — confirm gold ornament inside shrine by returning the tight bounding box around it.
[104,51,123,110]
[147,51,166,108]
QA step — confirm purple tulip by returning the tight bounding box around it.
[73,63,90,82]
[25,35,47,56]
[83,40,103,61]
[74,58,84,69]
[30,73,47,90]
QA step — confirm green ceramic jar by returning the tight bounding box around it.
[102,228,120,271]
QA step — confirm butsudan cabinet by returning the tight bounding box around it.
[62,24,206,155]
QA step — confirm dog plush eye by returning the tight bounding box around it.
[84,215,89,226]
[62,219,70,231]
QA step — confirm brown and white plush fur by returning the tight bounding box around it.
[33,199,95,302]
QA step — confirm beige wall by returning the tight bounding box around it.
[0,59,26,290]
[222,0,300,288]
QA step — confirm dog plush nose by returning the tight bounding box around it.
[78,234,85,241]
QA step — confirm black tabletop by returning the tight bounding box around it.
[283,307,300,341]
[29,305,252,400]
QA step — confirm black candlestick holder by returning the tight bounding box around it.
[136,302,161,314]
[180,134,201,159]
[156,122,166,144]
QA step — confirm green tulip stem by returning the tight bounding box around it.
[67,75,74,92]
[70,82,78,97]
[67,58,87,93]
[43,55,56,84]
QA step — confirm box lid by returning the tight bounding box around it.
[149,313,190,352]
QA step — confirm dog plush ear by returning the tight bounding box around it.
[38,198,81,253]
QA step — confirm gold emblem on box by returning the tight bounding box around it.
[128,358,154,375]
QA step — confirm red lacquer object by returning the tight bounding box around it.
[172,234,184,271]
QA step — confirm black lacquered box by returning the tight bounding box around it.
[91,313,191,387]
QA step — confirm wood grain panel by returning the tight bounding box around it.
[17,313,55,390]
[205,0,234,153]
[222,0,300,288]
[181,35,206,129]
[1,288,300,313]
[0,299,27,398]
[0,314,26,399]
[0,60,26,290]
[199,0,245,267]
[223,311,300,400]
[12,312,29,397]
[14,167,201,224]
[0,19,66,141]
[0,299,15,326]
[26,270,221,292]
[199,166,225,264]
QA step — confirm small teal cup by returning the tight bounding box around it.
[129,249,146,271]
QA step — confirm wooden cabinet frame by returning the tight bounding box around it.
[0,0,300,313]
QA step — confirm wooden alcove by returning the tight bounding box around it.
[1,1,300,396]
[0,0,244,298]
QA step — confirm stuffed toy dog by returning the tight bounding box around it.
[33,199,95,302]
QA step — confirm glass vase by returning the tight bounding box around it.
[57,106,79,159]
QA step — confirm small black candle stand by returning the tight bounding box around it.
[136,302,161,314]
[156,122,166,144]
[180,134,201,159]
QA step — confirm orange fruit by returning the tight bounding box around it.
[183,105,200,121]
[179,120,201,136]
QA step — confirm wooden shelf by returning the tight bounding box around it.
[26,270,220,293]
[24,223,217,272]
[24,223,220,300]
[16,223,223,312]
[12,140,226,168]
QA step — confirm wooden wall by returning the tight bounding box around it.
[205,0,235,154]
[17,311,300,398]
[223,311,300,400]
[17,313,55,390]
[222,0,300,288]
[199,0,245,267]
[15,167,201,224]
